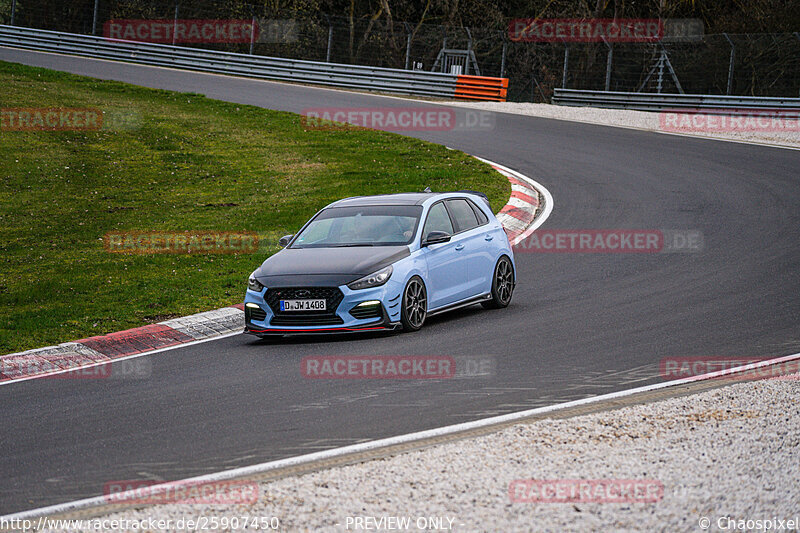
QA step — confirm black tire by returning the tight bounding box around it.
[400,276,427,332]
[482,256,515,309]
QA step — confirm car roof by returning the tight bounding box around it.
[328,191,487,208]
[330,193,431,206]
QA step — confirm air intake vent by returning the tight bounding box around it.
[350,303,383,320]
[270,315,344,326]
[245,305,267,322]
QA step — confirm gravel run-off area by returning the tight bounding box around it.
[45,377,799,532]
[447,102,800,149]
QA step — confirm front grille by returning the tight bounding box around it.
[265,287,345,327]
[350,304,383,320]
[270,314,345,326]
[265,287,344,313]
[245,305,267,322]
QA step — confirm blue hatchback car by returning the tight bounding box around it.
[244,191,515,335]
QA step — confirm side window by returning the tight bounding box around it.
[446,199,479,233]
[469,199,489,225]
[422,202,454,238]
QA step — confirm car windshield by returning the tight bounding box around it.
[291,205,422,248]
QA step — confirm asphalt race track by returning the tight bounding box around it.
[1,48,799,515]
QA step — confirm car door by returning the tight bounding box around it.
[420,201,466,309]
[466,198,500,293]
[445,198,493,297]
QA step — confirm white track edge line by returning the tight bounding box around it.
[6,350,798,521]
[0,329,242,386]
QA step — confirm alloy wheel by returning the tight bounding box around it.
[404,278,427,330]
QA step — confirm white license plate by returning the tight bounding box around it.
[280,299,326,311]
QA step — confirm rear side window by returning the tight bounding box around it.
[422,202,454,237]
[446,199,479,233]
[469,200,489,225]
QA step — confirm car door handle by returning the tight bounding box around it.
[454,243,465,251]
[485,234,494,241]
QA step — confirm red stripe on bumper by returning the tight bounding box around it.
[248,326,388,334]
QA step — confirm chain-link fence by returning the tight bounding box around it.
[3,0,799,101]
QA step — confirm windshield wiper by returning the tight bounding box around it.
[333,243,375,247]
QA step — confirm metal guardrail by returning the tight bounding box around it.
[0,25,511,100]
[455,76,508,101]
[552,88,800,112]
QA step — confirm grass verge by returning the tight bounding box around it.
[0,60,509,354]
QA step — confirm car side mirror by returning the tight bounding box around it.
[422,231,451,247]
[278,234,294,247]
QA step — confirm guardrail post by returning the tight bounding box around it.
[325,16,333,62]
[465,28,473,75]
[172,3,179,46]
[796,33,800,97]
[602,37,613,91]
[500,35,507,78]
[441,29,447,73]
[249,7,256,55]
[404,22,412,70]
[723,33,735,95]
[561,43,569,88]
[91,0,99,35]
[10,0,15,25]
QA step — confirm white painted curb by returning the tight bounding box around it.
[475,156,554,246]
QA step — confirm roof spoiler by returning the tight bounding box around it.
[457,190,491,208]
[422,187,491,208]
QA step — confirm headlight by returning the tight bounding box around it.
[347,265,393,290]
[248,274,264,292]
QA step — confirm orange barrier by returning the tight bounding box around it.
[454,75,509,102]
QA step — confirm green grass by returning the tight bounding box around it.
[0,60,509,354]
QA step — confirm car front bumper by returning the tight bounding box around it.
[243,279,404,336]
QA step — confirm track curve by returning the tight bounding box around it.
[1,48,799,515]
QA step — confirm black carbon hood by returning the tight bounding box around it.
[254,246,410,287]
